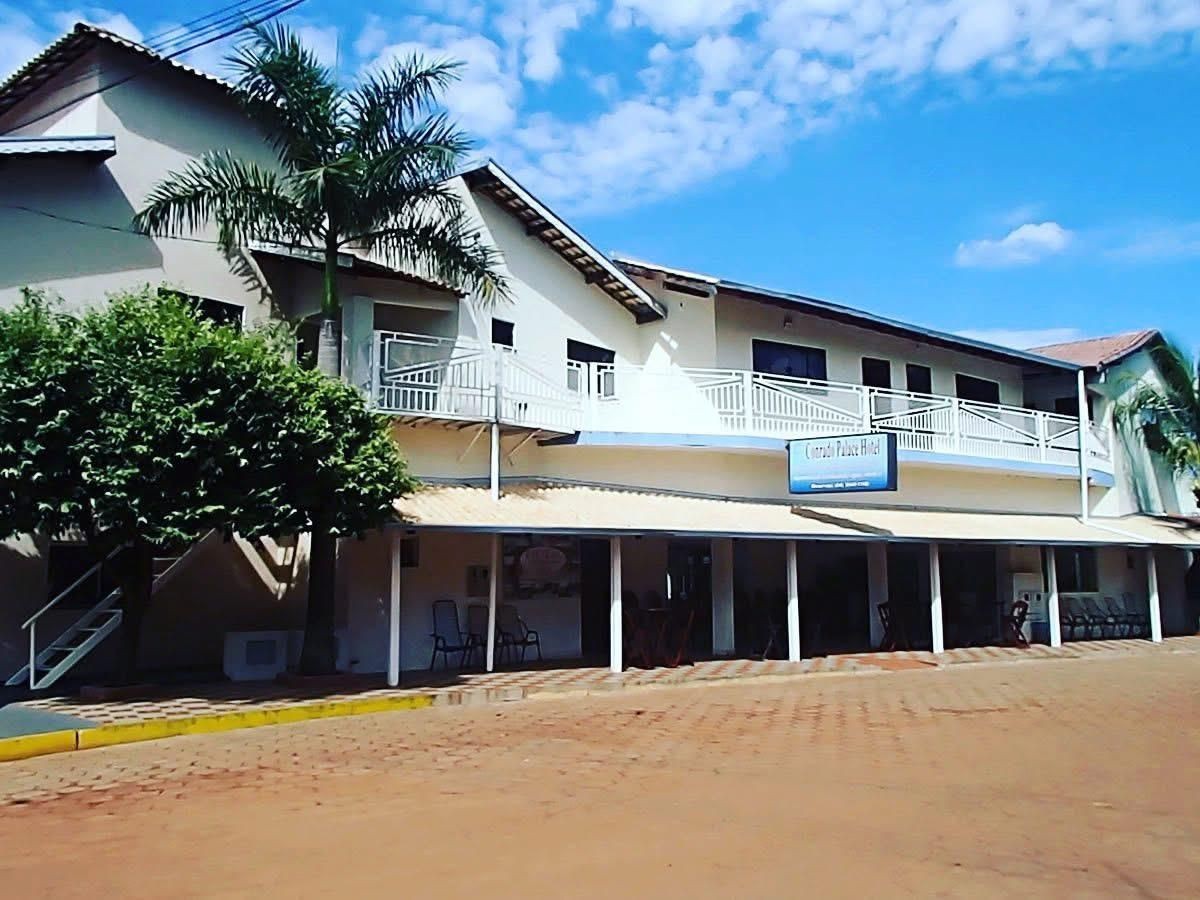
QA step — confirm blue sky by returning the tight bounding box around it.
[3,0,1199,350]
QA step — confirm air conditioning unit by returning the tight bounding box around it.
[223,630,290,682]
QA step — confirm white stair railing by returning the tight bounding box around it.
[6,531,217,691]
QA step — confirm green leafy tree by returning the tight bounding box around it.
[0,288,414,680]
[1117,341,1200,505]
[132,22,505,672]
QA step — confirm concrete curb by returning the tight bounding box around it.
[0,693,438,763]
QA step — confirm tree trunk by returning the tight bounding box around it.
[299,524,339,674]
[115,539,154,685]
[315,314,341,378]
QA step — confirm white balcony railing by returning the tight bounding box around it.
[372,331,1114,473]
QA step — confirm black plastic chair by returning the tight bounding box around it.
[465,602,490,668]
[497,603,541,664]
[429,599,476,671]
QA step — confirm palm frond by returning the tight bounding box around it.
[349,55,463,155]
[228,22,342,172]
[132,151,316,253]
[358,207,509,304]
[1114,339,1200,479]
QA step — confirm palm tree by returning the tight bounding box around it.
[1117,341,1200,505]
[133,23,507,674]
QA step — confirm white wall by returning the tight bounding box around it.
[712,293,1027,403]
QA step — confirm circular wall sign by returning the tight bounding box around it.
[519,546,567,581]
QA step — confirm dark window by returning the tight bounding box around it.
[861,357,892,389]
[491,318,515,348]
[400,536,419,568]
[1055,547,1098,593]
[905,364,932,395]
[160,289,244,330]
[567,339,616,395]
[955,374,1001,405]
[752,340,828,381]
[1053,396,1094,418]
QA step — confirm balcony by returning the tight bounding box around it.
[372,331,1114,474]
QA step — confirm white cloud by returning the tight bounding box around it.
[1106,221,1200,262]
[295,24,342,71]
[955,327,1086,350]
[53,8,143,43]
[7,2,1200,216]
[0,6,44,81]
[955,222,1074,268]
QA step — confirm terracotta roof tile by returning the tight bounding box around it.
[1031,330,1160,368]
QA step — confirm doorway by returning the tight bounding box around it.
[579,538,611,662]
[667,539,712,658]
[888,545,930,650]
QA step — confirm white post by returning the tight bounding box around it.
[1147,549,1163,643]
[741,370,754,432]
[1045,546,1062,648]
[489,421,501,501]
[786,540,800,662]
[486,534,501,671]
[387,531,402,686]
[1077,368,1090,521]
[711,538,735,656]
[929,542,945,653]
[867,543,888,650]
[609,536,623,673]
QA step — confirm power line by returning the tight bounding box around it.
[1,0,307,135]
[141,0,279,52]
[2,204,225,245]
[0,0,293,121]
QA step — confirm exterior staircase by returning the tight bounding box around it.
[5,532,216,691]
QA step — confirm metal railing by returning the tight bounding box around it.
[371,331,1113,472]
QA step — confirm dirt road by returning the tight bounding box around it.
[2,653,1198,898]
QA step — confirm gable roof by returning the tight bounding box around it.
[461,161,666,323]
[1031,330,1162,369]
[0,23,232,124]
[615,257,1078,373]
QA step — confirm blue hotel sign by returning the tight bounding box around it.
[787,433,898,495]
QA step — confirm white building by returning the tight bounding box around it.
[2,25,1197,690]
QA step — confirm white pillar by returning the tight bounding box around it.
[1046,546,1062,648]
[609,536,623,673]
[486,534,501,671]
[489,421,501,501]
[786,541,800,662]
[711,538,735,656]
[1077,368,1090,521]
[1147,549,1163,643]
[867,543,889,650]
[929,542,945,653]
[387,530,402,687]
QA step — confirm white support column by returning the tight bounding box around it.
[867,543,889,650]
[1077,368,1090,521]
[609,536,623,673]
[387,530,402,687]
[489,422,501,501]
[1045,546,1062,648]
[1147,549,1163,643]
[929,542,945,653]
[786,540,800,662]
[486,534,501,671]
[711,538,735,657]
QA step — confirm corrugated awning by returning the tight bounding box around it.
[394,481,1200,548]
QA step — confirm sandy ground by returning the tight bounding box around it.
[1,652,1198,898]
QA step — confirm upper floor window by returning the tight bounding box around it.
[905,364,932,395]
[955,373,1001,405]
[491,318,515,348]
[567,339,616,395]
[861,357,892,389]
[752,339,827,382]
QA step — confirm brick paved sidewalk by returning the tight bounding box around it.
[10,635,1196,732]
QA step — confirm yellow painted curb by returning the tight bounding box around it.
[77,693,437,751]
[0,729,78,762]
[1,694,437,763]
